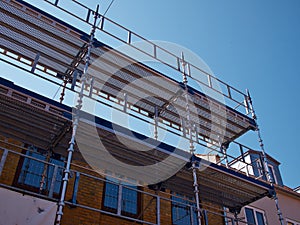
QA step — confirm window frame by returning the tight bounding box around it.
[256,159,263,177]
[102,177,141,218]
[13,147,64,197]
[171,193,199,225]
[267,164,278,184]
[286,218,300,225]
[244,206,267,225]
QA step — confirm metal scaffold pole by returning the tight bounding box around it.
[55,5,100,225]
[181,53,202,225]
[246,90,284,225]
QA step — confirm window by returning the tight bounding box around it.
[245,207,266,225]
[268,164,277,184]
[14,146,64,195]
[256,159,263,177]
[102,177,140,217]
[171,193,198,225]
[286,219,300,225]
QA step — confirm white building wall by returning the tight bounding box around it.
[238,189,300,225]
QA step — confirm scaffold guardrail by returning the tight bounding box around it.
[8,0,252,114]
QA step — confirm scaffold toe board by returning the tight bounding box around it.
[0,0,257,146]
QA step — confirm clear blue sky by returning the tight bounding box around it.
[2,0,300,188]
[92,0,300,189]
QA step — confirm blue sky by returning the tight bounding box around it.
[2,0,300,188]
[93,0,300,189]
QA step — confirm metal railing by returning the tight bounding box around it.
[0,141,255,225]
[1,0,257,155]
[20,0,251,114]
[0,79,263,180]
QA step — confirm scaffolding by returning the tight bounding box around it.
[0,138,272,225]
[245,92,284,225]
[0,0,258,160]
[180,52,201,224]
[0,76,275,225]
[0,0,284,224]
[56,5,100,224]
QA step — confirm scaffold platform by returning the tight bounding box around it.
[0,0,257,148]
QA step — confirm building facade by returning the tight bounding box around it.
[230,150,300,225]
[0,0,294,225]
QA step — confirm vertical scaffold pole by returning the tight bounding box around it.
[154,106,159,140]
[181,53,202,225]
[55,5,100,225]
[246,90,284,225]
